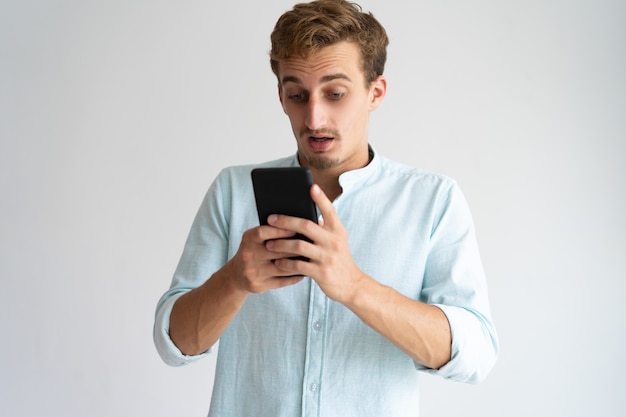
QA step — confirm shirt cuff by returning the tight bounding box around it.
[415,304,498,384]
[153,292,212,366]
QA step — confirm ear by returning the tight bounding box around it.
[368,75,387,111]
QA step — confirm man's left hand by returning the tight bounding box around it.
[265,184,367,303]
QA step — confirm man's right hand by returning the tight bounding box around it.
[226,224,307,294]
[169,224,304,355]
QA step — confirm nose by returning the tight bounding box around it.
[305,97,327,130]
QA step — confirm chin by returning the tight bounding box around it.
[306,156,341,170]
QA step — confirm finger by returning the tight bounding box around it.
[267,214,318,243]
[264,255,310,281]
[238,227,299,270]
[266,237,314,261]
[310,184,338,228]
[274,256,315,278]
[244,267,305,293]
[271,275,305,286]
[250,225,295,244]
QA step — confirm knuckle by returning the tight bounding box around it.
[240,248,255,264]
[292,239,306,252]
[248,282,264,294]
[245,227,264,242]
[241,263,257,278]
[240,267,265,294]
[302,221,316,235]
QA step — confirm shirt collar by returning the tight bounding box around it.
[337,145,380,193]
[290,144,381,193]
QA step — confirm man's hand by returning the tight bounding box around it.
[170,221,306,355]
[265,184,452,369]
[227,224,307,294]
[265,184,365,303]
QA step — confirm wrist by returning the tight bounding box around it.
[339,271,378,309]
[208,261,251,302]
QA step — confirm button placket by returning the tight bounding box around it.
[302,281,328,417]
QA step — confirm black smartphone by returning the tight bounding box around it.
[251,167,318,261]
[251,167,318,227]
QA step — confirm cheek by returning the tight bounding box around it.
[284,109,306,136]
[283,106,301,125]
[340,101,369,132]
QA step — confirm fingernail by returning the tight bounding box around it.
[268,214,278,224]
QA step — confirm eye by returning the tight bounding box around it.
[328,92,346,100]
[287,93,307,102]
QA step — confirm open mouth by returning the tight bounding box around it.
[308,136,334,151]
[310,136,332,142]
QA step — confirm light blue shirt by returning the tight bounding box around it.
[154,149,498,417]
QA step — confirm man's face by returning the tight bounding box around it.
[277,41,386,175]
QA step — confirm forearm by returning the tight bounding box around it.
[344,274,452,369]
[169,261,249,356]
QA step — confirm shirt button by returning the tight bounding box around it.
[310,383,317,392]
[313,321,322,330]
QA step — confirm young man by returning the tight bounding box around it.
[154,1,498,415]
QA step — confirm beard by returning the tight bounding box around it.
[298,128,342,170]
[306,156,341,170]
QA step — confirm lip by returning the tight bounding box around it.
[307,136,334,152]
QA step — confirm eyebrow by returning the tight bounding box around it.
[281,73,352,86]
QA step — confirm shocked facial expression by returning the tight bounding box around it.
[277,41,386,175]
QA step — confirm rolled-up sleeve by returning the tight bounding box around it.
[153,170,235,366]
[416,181,499,382]
[154,292,212,366]
[427,304,498,383]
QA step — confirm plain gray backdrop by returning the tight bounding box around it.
[1,0,624,416]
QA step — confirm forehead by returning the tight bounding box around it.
[278,41,364,85]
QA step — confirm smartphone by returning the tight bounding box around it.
[251,167,318,227]
[251,167,318,261]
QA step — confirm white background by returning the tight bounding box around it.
[1,0,624,416]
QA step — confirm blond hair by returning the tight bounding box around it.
[270,0,389,86]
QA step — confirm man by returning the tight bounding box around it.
[154,1,498,415]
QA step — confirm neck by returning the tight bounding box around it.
[311,173,343,201]
[307,149,373,201]
[298,145,373,201]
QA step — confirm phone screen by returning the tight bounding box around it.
[251,167,318,261]
[251,167,318,226]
